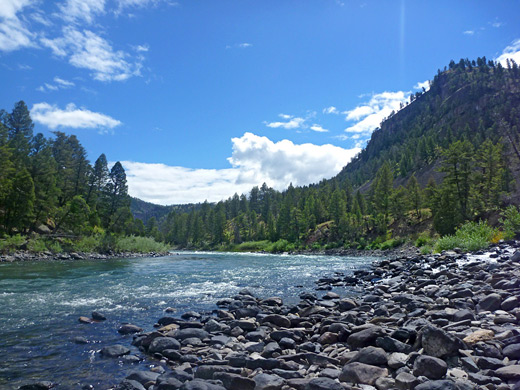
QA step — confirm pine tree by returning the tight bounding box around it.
[406,174,422,219]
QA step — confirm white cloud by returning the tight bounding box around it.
[463,30,475,36]
[58,0,106,24]
[54,76,75,87]
[135,44,149,52]
[265,114,306,129]
[344,91,409,134]
[31,102,122,130]
[496,38,520,67]
[0,0,36,52]
[238,42,252,48]
[414,80,430,91]
[41,27,143,81]
[122,133,361,205]
[323,106,339,115]
[310,124,329,133]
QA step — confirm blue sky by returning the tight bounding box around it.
[1,0,520,204]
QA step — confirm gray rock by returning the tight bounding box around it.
[495,365,520,381]
[339,362,388,385]
[395,372,419,390]
[376,336,412,353]
[204,319,229,333]
[262,314,291,328]
[158,370,193,385]
[253,373,285,390]
[194,365,241,380]
[414,380,459,390]
[118,324,143,334]
[375,376,396,390]
[245,357,280,370]
[18,383,55,390]
[501,296,519,311]
[174,328,209,340]
[304,377,343,390]
[388,352,409,369]
[452,309,475,322]
[213,372,255,390]
[477,293,502,312]
[113,380,146,390]
[420,326,463,358]
[477,356,505,370]
[100,344,130,358]
[148,337,181,353]
[180,379,226,390]
[347,326,385,349]
[339,298,357,311]
[503,343,520,359]
[350,346,388,366]
[229,320,256,331]
[413,355,447,380]
[126,370,160,385]
[92,311,106,321]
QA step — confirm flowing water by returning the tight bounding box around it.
[0,251,378,389]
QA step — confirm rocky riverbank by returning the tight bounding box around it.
[22,242,520,390]
[0,250,170,262]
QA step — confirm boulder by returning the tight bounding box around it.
[304,377,343,390]
[174,328,209,340]
[100,345,130,358]
[180,379,226,390]
[148,337,181,354]
[213,372,255,390]
[347,326,384,349]
[495,365,520,381]
[462,329,494,345]
[413,355,448,380]
[113,380,146,390]
[477,293,502,312]
[350,346,388,366]
[126,370,160,385]
[253,373,285,390]
[395,372,419,390]
[503,343,520,360]
[118,324,143,335]
[339,362,388,385]
[420,326,463,358]
[262,314,291,328]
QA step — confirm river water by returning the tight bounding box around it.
[0,251,377,389]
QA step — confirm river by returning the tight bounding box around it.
[0,251,377,389]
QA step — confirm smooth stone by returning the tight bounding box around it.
[118,324,143,335]
[420,326,463,358]
[318,368,341,379]
[395,372,419,390]
[347,326,384,349]
[339,362,388,385]
[477,293,502,312]
[495,365,520,381]
[412,355,447,380]
[376,336,412,353]
[148,337,181,353]
[303,377,343,390]
[92,311,106,321]
[180,379,226,390]
[113,380,146,390]
[213,372,255,390]
[262,314,291,328]
[174,328,209,340]
[18,383,55,390]
[158,369,193,383]
[414,380,459,390]
[100,345,130,358]
[501,296,519,311]
[253,373,285,390]
[350,346,388,366]
[126,370,160,385]
[388,352,408,369]
[503,343,520,359]
[194,365,241,380]
[79,316,93,324]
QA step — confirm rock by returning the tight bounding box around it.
[318,368,341,379]
[462,329,494,345]
[414,380,459,390]
[395,372,419,390]
[213,372,255,390]
[339,362,388,385]
[477,356,505,370]
[18,383,55,390]
[126,370,160,385]
[79,316,93,324]
[113,380,146,390]
[181,311,201,320]
[92,311,106,321]
[452,309,474,322]
[118,324,143,335]
[420,325,463,358]
[100,345,130,358]
[339,298,357,311]
[158,369,193,384]
[261,297,283,306]
[148,337,181,354]
[229,320,256,331]
[204,319,229,333]
[376,336,412,353]
[253,373,285,390]
[304,377,343,390]
[503,343,520,359]
[501,296,519,311]
[347,326,384,349]
[73,336,89,344]
[245,357,280,370]
[388,352,408,369]
[317,332,338,345]
[174,328,209,340]
[477,293,502,312]
[194,365,241,380]
[495,365,520,381]
[412,355,447,380]
[262,314,291,328]
[180,379,226,390]
[350,346,388,366]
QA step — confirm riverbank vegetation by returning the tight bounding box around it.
[0,102,167,254]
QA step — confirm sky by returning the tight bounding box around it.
[1,0,520,205]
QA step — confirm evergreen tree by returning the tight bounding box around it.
[406,174,422,219]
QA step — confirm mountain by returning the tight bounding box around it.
[130,197,203,224]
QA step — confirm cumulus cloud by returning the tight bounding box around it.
[496,38,520,67]
[414,80,430,91]
[41,27,143,81]
[0,0,36,52]
[122,133,361,205]
[58,0,106,24]
[265,114,306,129]
[343,91,409,134]
[31,102,122,130]
[310,124,328,133]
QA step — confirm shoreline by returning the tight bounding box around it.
[0,250,171,263]
[18,242,520,389]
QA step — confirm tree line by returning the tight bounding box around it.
[0,101,145,238]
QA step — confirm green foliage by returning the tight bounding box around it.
[27,238,47,252]
[114,235,169,253]
[46,240,63,253]
[0,234,27,253]
[415,232,434,248]
[231,240,271,252]
[434,221,498,252]
[499,205,520,239]
[266,239,296,253]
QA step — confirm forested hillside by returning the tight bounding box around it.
[0,102,166,253]
[156,58,520,251]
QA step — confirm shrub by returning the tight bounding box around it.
[233,240,271,252]
[114,236,169,253]
[73,235,103,252]
[415,232,434,248]
[434,221,498,253]
[0,234,27,253]
[499,205,520,239]
[47,241,63,253]
[266,239,296,253]
[27,238,47,252]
